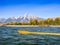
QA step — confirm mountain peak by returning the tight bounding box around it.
[9,17,17,19]
[0,14,42,22]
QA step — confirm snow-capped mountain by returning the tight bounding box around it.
[0,18,6,22]
[16,15,42,22]
[5,17,17,22]
[0,15,43,22]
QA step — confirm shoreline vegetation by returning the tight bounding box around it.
[0,17,60,27]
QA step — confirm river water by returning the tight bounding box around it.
[0,26,60,45]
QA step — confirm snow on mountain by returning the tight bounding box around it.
[0,15,43,22]
[16,14,42,22]
[5,17,17,22]
[16,16,24,22]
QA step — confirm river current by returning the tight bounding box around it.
[0,26,60,45]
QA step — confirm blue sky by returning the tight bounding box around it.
[0,0,60,18]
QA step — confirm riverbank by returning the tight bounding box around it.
[5,25,40,27]
[2,25,60,27]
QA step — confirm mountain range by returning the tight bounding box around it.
[0,15,43,23]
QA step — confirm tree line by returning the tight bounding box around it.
[7,17,60,25]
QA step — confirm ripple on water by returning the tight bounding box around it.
[0,27,60,45]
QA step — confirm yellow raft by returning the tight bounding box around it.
[18,30,60,36]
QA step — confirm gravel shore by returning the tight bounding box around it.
[4,25,60,27]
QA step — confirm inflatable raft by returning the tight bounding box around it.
[18,30,60,36]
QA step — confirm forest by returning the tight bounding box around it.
[7,17,60,25]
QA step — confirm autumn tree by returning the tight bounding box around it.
[32,19,38,25]
[7,22,14,25]
[45,18,53,25]
[28,19,38,25]
[28,20,33,25]
[6,17,60,25]
[54,17,60,25]
[38,20,45,25]
[20,22,26,25]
